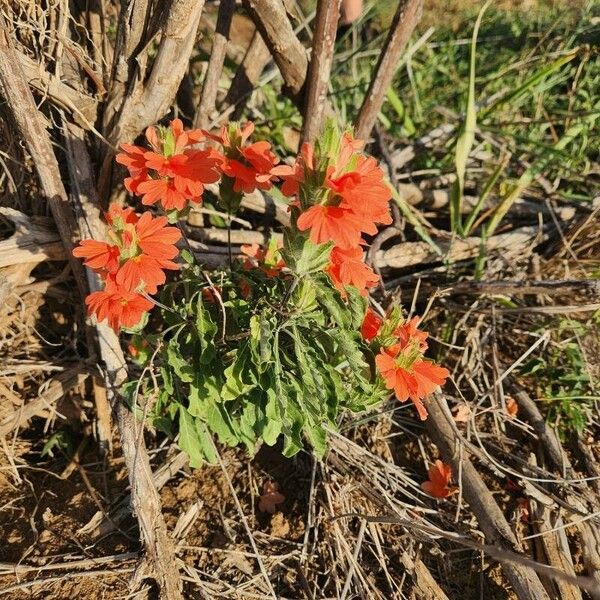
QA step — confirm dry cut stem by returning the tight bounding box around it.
[355,0,423,140]
[242,0,308,101]
[301,0,341,143]
[194,0,236,129]
[0,20,184,598]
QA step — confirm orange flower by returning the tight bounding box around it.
[292,131,392,250]
[106,204,138,228]
[116,254,170,294]
[272,142,314,198]
[116,119,221,211]
[116,143,148,194]
[327,246,378,295]
[74,206,181,296]
[258,481,285,514]
[394,316,429,352]
[506,396,519,417]
[374,321,449,421]
[201,286,222,303]
[136,179,189,211]
[134,212,181,259]
[296,205,364,249]
[86,281,153,332]
[115,212,180,293]
[327,155,392,230]
[360,308,383,341]
[421,460,457,498]
[239,278,251,299]
[73,240,120,274]
[205,122,279,194]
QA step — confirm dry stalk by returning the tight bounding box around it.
[194,0,236,129]
[242,0,308,101]
[355,0,423,140]
[301,0,341,144]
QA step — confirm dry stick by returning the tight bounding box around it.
[61,122,184,600]
[425,394,552,600]
[399,552,450,600]
[0,24,186,597]
[16,50,98,124]
[335,512,600,597]
[378,225,542,271]
[242,0,308,100]
[0,22,88,300]
[354,0,423,140]
[194,0,236,129]
[113,0,205,141]
[102,0,154,135]
[63,120,113,453]
[301,0,341,143]
[0,208,67,268]
[221,28,272,117]
[0,367,88,438]
[514,389,600,598]
[99,0,206,197]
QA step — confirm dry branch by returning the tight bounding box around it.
[0,20,184,597]
[514,390,600,597]
[301,0,341,143]
[194,0,236,129]
[63,121,185,600]
[0,208,67,268]
[355,0,423,140]
[242,0,308,100]
[377,226,541,270]
[0,21,88,299]
[100,0,206,198]
[0,366,88,437]
[16,51,97,125]
[222,28,272,115]
[425,394,552,600]
[107,0,206,144]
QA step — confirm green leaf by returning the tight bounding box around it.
[222,346,256,400]
[178,406,204,468]
[283,232,332,276]
[195,419,218,464]
[249,313,273,372]
[263,388,283,446]
[188,369,222,418]
[304,418,327,458]
[450,0,492,235]
[344,286,368,329]
[316,279,349,328]
[196,296,217,364]
[206,400,239,446]
[167,337,194,383]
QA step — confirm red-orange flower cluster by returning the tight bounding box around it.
[205,122,279,195]
[73,205,181,331]
[276,133,389,296]
[361,309,449,420]
[116,119,221,211]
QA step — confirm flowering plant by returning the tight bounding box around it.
[74,119,448,466]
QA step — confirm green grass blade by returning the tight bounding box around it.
[390,185,442,255]
[463,153,510,237]
[450,0,492,236]
[480,49,578,118]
